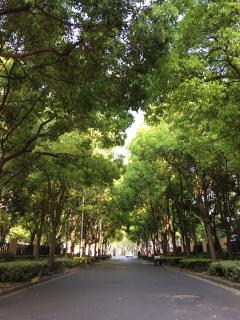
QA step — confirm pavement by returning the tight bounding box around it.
[0,266,84,297]
[0,257,240,320]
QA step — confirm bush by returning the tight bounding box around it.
[179,258,212,272]
[232,252,240,260]
[139,255,213,271]
[161,256,183,266]
[191,253,210,259]
[0,255,111,283]
[73,256,92,264]
[209,261,240,282]
[223,252,240,260]
[0,261,50,282]
[50,261,64,273]
[15,255,49,261]
[94,255,111,261]
[138,254,153,261]
[73,255,111,264]
[99,255,111,260]
[0,251,16,261]
[56,258,81,268]
[138,255,182,264]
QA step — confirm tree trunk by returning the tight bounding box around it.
[94,241,97,257]
[225,230,233,259]
[81,239,85,257]
[70,241,75,255]
[152,236,156,254]
[185,235,191,257]
[204,219,217,260]
[181,233,186,255]
[171,230,177,256]
[161,232,168,255]
[220,194,233,259]
[192,228,198,254]
[34,236,41,258]
[88,241,92,256]
[34,209,45,258]
[29,230,36,246]
[83,240,87,256]
[48,227,57,269]
[197,190,217,260]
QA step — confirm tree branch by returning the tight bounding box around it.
[2,91,46,143]
[0,4,31,16]
[2,118,54,165]
[0,41,81,60]
[34,151,80,159]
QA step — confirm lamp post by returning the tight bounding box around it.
[80,196,84,257]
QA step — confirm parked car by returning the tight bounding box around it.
[126,251,133,258]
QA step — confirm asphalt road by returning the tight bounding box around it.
[0,257,240,320]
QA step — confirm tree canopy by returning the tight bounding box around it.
[0,0,239,265]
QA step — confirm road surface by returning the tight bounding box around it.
[0,257,239,320]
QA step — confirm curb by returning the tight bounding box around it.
[163,265,240,291]
[0,264,89,298]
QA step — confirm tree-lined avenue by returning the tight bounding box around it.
[0,258,239,320]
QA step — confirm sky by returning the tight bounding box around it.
[114,109,145,162]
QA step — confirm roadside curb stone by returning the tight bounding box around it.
[0,264,88,298]
[163,265,240,291]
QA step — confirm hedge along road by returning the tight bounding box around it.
[0,258,240,320]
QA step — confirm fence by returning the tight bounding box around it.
[0,242,9,253]
[16,244,61,256]
[230,240,240,252]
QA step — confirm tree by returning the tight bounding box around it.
[0,0,152,188]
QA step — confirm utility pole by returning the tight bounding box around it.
[80,196,84,257]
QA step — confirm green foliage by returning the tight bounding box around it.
[209,261,240,282]
[56,258,82,269]
[0,210,13,242]
[0,256,109,282]
[1,0,239,264]
[57,256,110,267]
[140,254,212,271]
[0,261,50,282]
[179,258,213,272]
[161,256,183,266]
[0,251,16,262]
[9,225,30,243]
[117,0,240,261]
[97,255,112,261]
[77,257,92,264]
[88,255,112,262]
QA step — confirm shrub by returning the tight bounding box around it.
[50,261,64,273]
[138,254,146,259]
[179,258,212,272]
[98,255,111,260]
[191,253,210,259]
[0,251,16,261]
[0,255,112,283]
[138,255,153,261]
[93,255,111,261]
[56,258,81,268]
[73,256,92,264]
[161,256,183,266]
[209,261,240,282]
[73,256,111,264]
[0,261,50,282]
[15,255,49,261]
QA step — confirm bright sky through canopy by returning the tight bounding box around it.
[114,109,144,162]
